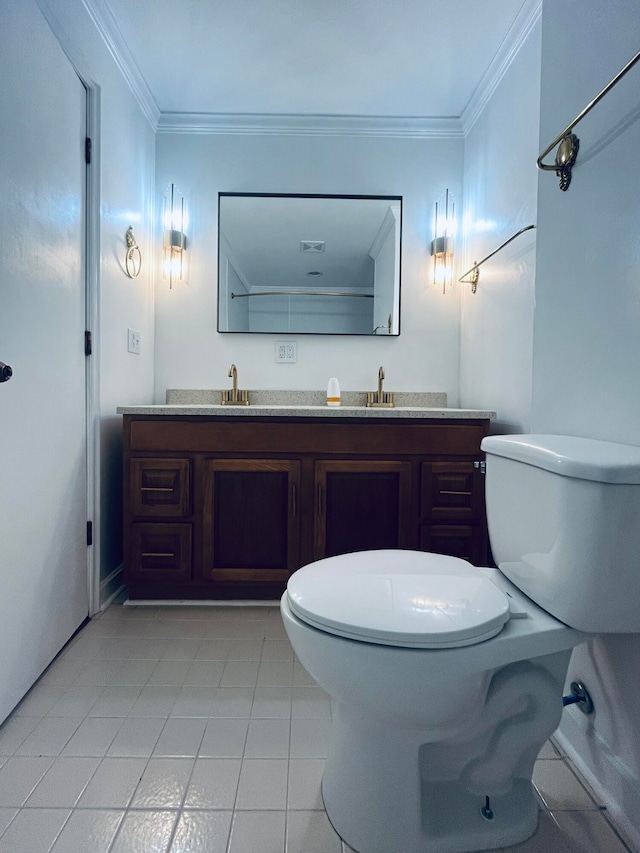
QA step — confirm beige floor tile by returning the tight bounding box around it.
[25,756,100,807]
[533,760,599,811]
[236,759,288,810]
[287,759,325,810]
[286,810,343,853]
[131,757,194,808]
[227,810,285,853]
[0,807,70,853]
[169,810,232,853]
[109,810,178,853]
[199,718,249,758]
[552,810,632,852]
[50,809,124,853]
[183,758,242,809]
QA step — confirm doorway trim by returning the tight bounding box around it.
[83,77,102,617]
[36,0,103,616]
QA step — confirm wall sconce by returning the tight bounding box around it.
[163,184,187,288]
[430,189,455,294]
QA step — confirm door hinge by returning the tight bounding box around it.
[85,137,92,164]
[87,521,93,546]
[474,461,487,475]
[85,330,92,356]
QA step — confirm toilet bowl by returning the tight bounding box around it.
[281,550,584,853]
[281,434,640,853]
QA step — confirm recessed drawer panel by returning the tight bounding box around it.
[130,523,192,581]
[131,459,191,517]
[419,524,484,566]
[421,462,482,521]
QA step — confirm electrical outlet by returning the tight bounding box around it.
[127,328,141,355]
[275,340,297,363]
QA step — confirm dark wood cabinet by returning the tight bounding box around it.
[122,415,491,600]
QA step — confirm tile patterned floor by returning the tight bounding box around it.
[0,602,634,853]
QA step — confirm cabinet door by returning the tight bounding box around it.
[314,460,412,559]
[203,459,301,586]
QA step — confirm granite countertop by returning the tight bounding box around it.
[117,390,495,420]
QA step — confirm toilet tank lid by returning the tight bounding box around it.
[481,434,640,484]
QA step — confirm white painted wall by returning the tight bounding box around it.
[531,1,640,846]
[154,134,463,400]
[459,11,541,433]
[36,0,156,603]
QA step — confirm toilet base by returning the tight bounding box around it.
[321,656,569,853]
[324,773,538,853]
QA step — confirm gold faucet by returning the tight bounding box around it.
[221,363,250,405]
[366,365,395,408]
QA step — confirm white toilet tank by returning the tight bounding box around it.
[481,434,640,633]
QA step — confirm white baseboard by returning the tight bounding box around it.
[123,599,278,607]
[555,706,640,852]
[99,564,125,611]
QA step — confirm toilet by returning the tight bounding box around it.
[280,434,640,853]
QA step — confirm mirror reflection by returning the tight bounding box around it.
[217,193,402,335]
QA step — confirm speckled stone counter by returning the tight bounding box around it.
[115,389,495,420]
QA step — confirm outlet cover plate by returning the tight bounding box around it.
[128,328,141,354]
[276,341,297,363]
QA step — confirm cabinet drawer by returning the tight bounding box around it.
[130,459,191,517]
[421,462,483,522]
[130,523,192,582]
[419,524,485,566]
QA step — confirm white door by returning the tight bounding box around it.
[0,1,89,722]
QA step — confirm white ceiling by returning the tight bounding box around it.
[101,0,530,119]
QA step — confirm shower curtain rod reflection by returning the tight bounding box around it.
[231,290,374,299]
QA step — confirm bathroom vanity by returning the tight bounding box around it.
[118,401,495,600]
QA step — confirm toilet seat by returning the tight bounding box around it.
[286,550,511,649]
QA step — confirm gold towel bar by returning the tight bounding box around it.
[459,225,536,293]
[537,49,640,191]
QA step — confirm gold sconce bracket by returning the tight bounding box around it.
[124,226,142,278]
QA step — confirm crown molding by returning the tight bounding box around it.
[81,0,160,129]
[156,112,463,138]
[76,0,539,140]
[460,0,542,136]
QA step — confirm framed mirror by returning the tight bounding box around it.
[217,193,402,335]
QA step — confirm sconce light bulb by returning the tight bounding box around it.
[431,190,455,292]
[162,183,188,286]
